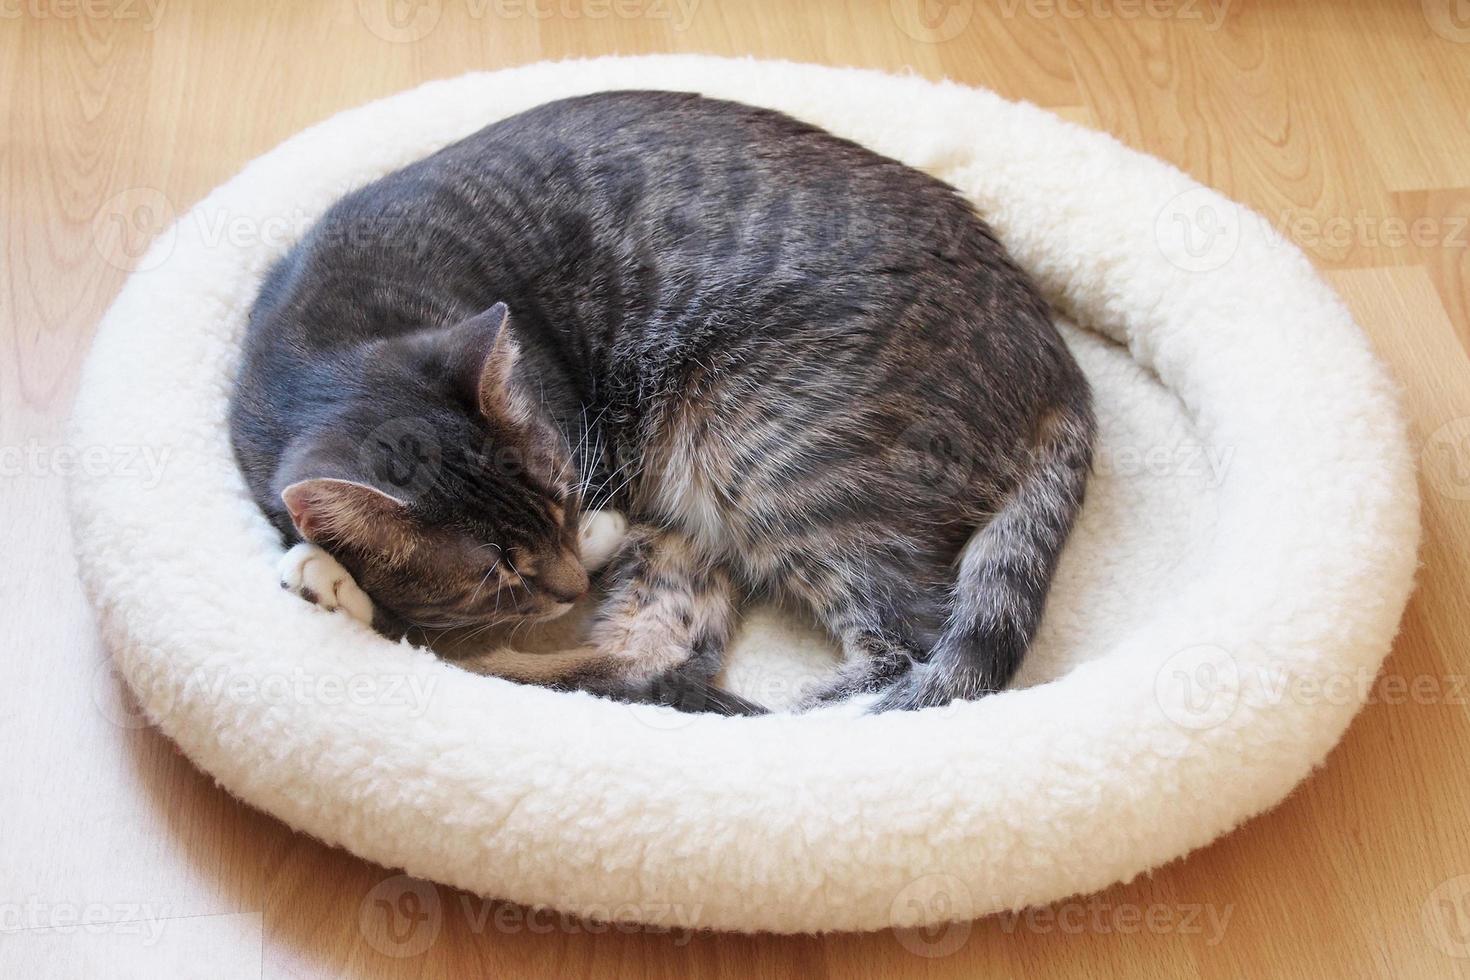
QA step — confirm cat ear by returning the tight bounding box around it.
[446,302,532,425]
[281,478,411,553]
[443,303,567,485]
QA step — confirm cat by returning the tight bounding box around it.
[229,90,1094,714]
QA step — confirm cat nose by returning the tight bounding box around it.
[537,551,589,604]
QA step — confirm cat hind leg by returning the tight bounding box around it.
[573,524,762,715]
[781,556,940,710]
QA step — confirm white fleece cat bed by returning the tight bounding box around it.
[70,57,1419,934]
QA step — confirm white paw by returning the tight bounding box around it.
[578,509,629,571]
[277,542,374,625]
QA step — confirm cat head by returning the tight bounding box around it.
[278,302,590,630]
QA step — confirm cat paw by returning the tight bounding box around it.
[277,542,374,625]
[578,509,629,571]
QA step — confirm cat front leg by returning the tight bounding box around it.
[575,524,763,715]
[577,508,629,571]
[276,541,375,625]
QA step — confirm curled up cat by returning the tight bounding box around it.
[229,91,1094,716]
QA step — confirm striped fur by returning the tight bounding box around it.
[229,91,1095,713]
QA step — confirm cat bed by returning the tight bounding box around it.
[69,57,1419,934]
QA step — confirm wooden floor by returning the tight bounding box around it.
[4,1,1470,976]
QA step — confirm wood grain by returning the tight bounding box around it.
[4,1,1469,976]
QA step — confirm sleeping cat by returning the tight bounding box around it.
[229,91,1094,715]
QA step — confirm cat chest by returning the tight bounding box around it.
[643,424,734,558]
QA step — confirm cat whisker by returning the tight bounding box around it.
[457,619,500,646]
[507,614,538,646]
[569,404,613,504]
[406,621,450,654]
[501,555,532,600]
[570,405,601,482]
[582,451,635,510]
[589,464,640,514]
[469,558,502,604]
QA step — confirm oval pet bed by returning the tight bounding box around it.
[69,57,1420,934]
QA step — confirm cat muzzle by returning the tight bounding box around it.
[536,550,590,604]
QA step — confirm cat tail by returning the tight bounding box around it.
[872,395,1095,712]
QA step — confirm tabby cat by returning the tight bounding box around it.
[229,91,1094,714]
